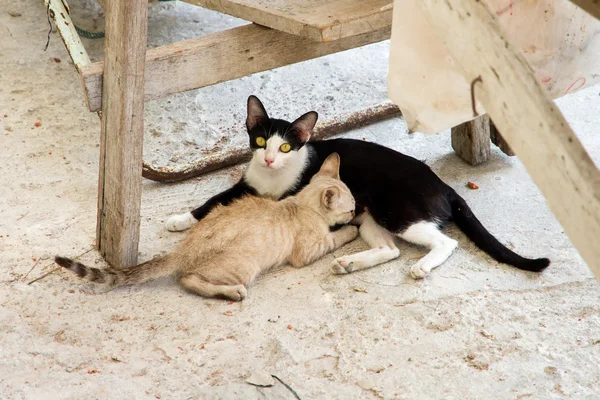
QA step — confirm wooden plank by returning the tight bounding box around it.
[451,115,491,165]
[81,24,390,112]
[568,0,600,20]
[418,0,600,278]
[489,120,515,157]
[97,0,148,268]
[184,0,392,42]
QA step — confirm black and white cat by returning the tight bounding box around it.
[166,96,550,278]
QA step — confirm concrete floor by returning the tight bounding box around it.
[1,1,599,399]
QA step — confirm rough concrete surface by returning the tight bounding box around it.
[1,1,599,399]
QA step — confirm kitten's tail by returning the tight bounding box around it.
[54,254,175,287]
[450,193,550,272]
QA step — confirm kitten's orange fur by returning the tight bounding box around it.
[55,154,357,301]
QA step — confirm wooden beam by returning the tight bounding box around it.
[80,24,390,112]
[451,115,491,165]
[97,0,148,268]
[419,0,600,278]
[568,0,600,20]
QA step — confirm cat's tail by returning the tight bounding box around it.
[54,254,175,287]
[450,193,550,272]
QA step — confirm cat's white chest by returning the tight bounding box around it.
[244,146,309,199]
[244,163,298,199]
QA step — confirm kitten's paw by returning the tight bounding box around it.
[342,226,359,243]
[345,225,359,239]
[225,285,247,301]
[165,213,196,232]
[410,264,431,279]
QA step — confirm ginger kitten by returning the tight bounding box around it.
[55,154,357,301]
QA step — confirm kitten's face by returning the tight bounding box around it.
[306,153,355,226]
[246,96,318,171]
[319,182,356,225]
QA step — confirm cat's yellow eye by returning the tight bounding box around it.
[280,143,292,153]
[256,137,266,147]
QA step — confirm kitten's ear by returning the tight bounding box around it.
[290,111,318,143]
[317,153,341,179]
[246,95,269,132]
[322,187,340,209]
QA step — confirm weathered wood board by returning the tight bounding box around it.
[81,24,390,112]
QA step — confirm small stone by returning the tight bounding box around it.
[544,366,558,375]
[357,378,374,390]
[480,329,495,339]
[246,370,274,387]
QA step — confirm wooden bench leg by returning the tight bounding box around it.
[97,0,148,268]
[451,114,491,165]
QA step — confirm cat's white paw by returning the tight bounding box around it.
[410,263,431,279]
[165,213,196,232]
[331,263,348,275]
[331,257,354,274]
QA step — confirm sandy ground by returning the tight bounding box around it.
[1,0,600,399]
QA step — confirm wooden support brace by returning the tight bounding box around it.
[451,115,491,165]
[97,0,148,268]
[420,0,600,278]
[80,24,391,112]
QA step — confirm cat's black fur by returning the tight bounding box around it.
[189,96,549,272]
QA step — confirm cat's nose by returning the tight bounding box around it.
[265,158,274,166]
[351,210,355,216]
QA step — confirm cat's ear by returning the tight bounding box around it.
[290,111,318,143]
[317,153,341,179]
[246,95,269,132]
[322,187,340,209]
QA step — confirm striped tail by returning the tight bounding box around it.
[54,255,174,287]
